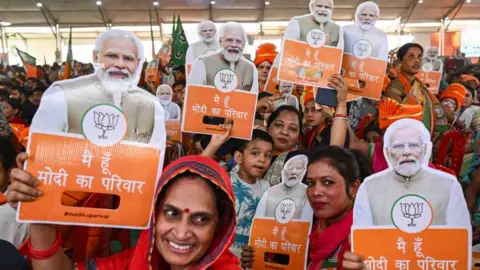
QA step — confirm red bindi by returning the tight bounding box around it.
[184,208,190,214]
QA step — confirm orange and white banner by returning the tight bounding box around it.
[182,84,257,140]
[416,71,442,94]
[278,38,343,88]
[352,227,470,269]
[249,218,311,270]
[343,53,387,100]
[264,67,279,94]
[18,132,161,229]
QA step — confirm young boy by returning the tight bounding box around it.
[202,127,274,259]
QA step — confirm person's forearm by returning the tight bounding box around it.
[30,224,73,270]
[201,143,222,159]
[330,103,348,147]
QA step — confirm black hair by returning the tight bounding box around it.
[258,91,273,100]
[155,171,231,226]
[237,129,274,153]
[307,146,362,199]
[3,98,22,113]
[192,134,205,144]
[266,105,303,134]
[26,77,37,82]
[464,83,475,97]
[349,149,373,183]
[172,80,186,89]
[0,90,8,101]
[0,137,17,171]
[397,43,424,61]
[175,66,186,74]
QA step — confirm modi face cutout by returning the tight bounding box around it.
[156,84,173,105]
[384,119,431,178]
[219,22,246,63]
[355,1,379,31]
[282,155,308,188]
[310,0,333,24]
[198,20,217,44]
[93,30,143,95]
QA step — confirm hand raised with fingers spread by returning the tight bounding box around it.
[6,153,43,210]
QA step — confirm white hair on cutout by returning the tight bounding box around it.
[382,118,432,167]
[354,1,380,22]
[197,20,216,38]
[426,47,439,53]
[218,21,247,42]
[309,0,334,13]
[156,84,172,96]
[93,29,145,82]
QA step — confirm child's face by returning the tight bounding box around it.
[238,139,273,179]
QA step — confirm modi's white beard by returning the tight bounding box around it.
[313,11,331,24]
[394,160,421,177]
[427,55,438,61]
[203,36,215,44]
[97,68,135,97]
[221,47,242,63]
[359,21,375,31]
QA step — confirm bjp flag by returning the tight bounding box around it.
[16,48,37,78]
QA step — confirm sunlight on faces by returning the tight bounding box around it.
[96,37,139,95]
[157,85,173,105]
[279,81,294,95]
[306,160,352,221]
[220,28,245,63]
[282,156,308,188]
[268,111,300,152]
[155,176,219,269]
[357,6,378,31]
[311,0,333,24]
[388,128,425,177]
[441,98,457,113]
[236,139,273,179]
[257,61,272,82]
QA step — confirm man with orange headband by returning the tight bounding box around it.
[254,43,278,92]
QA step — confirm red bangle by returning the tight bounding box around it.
[27,231,63,260]
[335,113,348,118]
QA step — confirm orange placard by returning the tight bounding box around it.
[416,71,442,94]
[181,85,257,140]
[352,228,470,269]
[265,67,279,94]
[248,218,311,270]
[18,132,160,229]
[166,119,182,142]
[342,54,387,100]
[278,39,343,88]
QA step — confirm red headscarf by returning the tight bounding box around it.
[254,43,278,67]
[76,156,239,270]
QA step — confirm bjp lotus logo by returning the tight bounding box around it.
[82,104,127,147]
[400,202,424,227]
[94,111,120,139]
[392,195,432,233]
[213,69,238,93]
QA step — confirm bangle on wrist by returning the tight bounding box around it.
[27,230,62,260]
[333,116,349,121]
[334,113,348,118]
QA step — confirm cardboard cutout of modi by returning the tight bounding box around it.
[255,154,313,223]
[185,20,220,75]
[351,119,471,269]
[156,84,181,120]
[342,1,388,100]
[17,29,166,229]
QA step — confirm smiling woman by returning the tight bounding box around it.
[6,156,240,270]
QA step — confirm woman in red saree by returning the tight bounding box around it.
[7,156,240,270]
